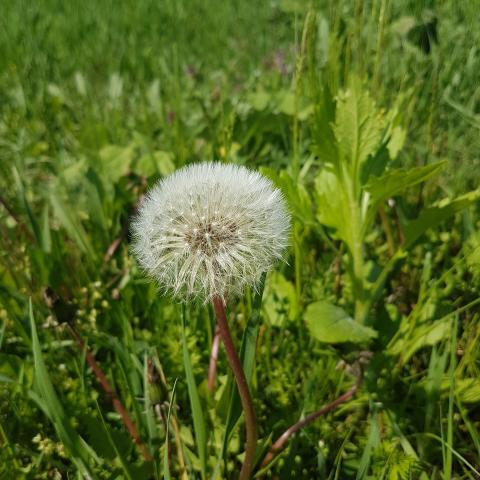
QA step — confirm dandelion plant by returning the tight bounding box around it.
[132,162,290,479]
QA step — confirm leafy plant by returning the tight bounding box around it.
[306,78,479,345]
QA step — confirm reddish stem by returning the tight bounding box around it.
[207,325,221,392]
[260,384,358,469]
[67,324,153,462]
[213,297,257,480]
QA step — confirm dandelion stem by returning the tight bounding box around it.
[212,297,257,480]
[207,324,221,392]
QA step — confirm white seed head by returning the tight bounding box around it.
[131,162,291,301]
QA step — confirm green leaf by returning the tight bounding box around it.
[99,144,135,182]
[29,300,95,477]
[95,401,135,480]
[136,151,175,177]
[260,167,313,224]
[263,271,298,326]
[365,161,446,206]
[84,169,109,236]
[447,378,480,404]
[387,125,406,160]
[274,90,313,119]
[314,168,348,233]
[356,403,380,480]
[388,317,452,361]
[404,189,480,248]
[143,354,159,446]
[304,301,377,344]
[181,311,207,479]
[360,142,390,185]
[311,86,338,166]
[334,82,384,176]
[247,91,270,111]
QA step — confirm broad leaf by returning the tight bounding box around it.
[304,301,377,344]
[263,271,298,326]
[314,168,357,252]
[334,82,384,177]
[311,85,338,166]
[247,90,270,111]
[99,144,135,182]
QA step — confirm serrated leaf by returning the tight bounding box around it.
[404,189,480,248]
[334,83,384,176]
[304,301,377,344]
[365,162,445,206]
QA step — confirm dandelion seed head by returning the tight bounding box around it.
[131,162,291,301]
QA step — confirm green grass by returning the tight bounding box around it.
[1,0,480,478]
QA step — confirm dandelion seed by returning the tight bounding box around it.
[131,162,290,301]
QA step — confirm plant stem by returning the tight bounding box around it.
[207,324,221,392]
[349,198,367,324]
[212,297,257,480]
[260,383,358,469]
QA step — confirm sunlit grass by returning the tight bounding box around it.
[1,1,479,478]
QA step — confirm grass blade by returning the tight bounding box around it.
[181,307,207,479]
[95,400,135,480]
[356,402,380,480]
[29,299,95,479]
[163,378,178,480]
[444,314,458,479]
